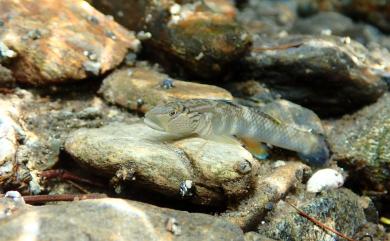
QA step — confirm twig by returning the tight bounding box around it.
[40,169,105,188]
[286,201,358,241]
[22,193,107,204]
[253,42,303,52]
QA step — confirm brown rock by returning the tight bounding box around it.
[90,0,251,79]
[99,66,233,113]
[0,0,140,85]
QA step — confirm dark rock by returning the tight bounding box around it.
[90,0,251,79]
[238,0,297,36]
[0,198,245,241]
[327,93,390,194]
[291,11,390,49]
[258,189,368,241]
[240,35,389,116]
[297,0,390,33]
[0,0,140,85]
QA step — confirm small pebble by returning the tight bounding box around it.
[179,180,194,198]
[161,78,174,89]
[307,168,344,193]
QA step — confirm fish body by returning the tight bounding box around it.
[144,99,329,166]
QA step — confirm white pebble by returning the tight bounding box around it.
[307,168,344,193]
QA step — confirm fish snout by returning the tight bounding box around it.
[144,111,165,131]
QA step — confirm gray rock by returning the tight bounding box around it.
[240,35,388,116]
[99,66,233,114]
[258,189,367,241]
[327,93,390,194]
[0,198,245,241]
[222,162,310,231]
[65,122,258,205]
[291,11,390,49]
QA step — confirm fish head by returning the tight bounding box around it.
[144,101,200,136]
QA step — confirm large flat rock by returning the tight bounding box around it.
[0,0,140,85]
[65,122,258,205]
[99,66,233,113]
[0,198,245,241]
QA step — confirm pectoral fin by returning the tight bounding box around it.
[241,137,269,160]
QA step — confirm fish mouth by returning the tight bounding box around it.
[144,116,165,132]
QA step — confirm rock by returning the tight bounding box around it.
[238,0,297,36]
[245,232,277,241]
[0,86,135,194]
[90,0,251,79]
[65,122,258,205]
[0,198,245,241]
[0,95,24,192]
[0,65,14,87]
[240,35,389,116]
[221,162,309,230]
[291,11,390,49]
[327,93,390,194]
[99,66,233,113]
[0,0,140,85]
[258,189,368,241]
[297,0,390,33]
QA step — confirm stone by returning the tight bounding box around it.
[297,0,390,33]
[0,198,245,241]
[240,34,389,116]
[90,0,251,79]
[257,189,368,241]
[327,93,390,194]
[291,11,390,49]
[99,66,233,113]
[221,162,309,230]
[0,0,140,85]
[65,122,258,206]
[238,0,297,36]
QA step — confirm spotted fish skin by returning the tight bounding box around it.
[144,99,329,166]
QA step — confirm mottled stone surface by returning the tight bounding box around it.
[222,162,309,230]
[99,66,233,113]
[65,123,258,205]
[0,198,245,241]
[240,35,388,116]
[238,0,297,36]
[0,87,136,194]
[90,0,251,79]
[297,0,390,33]
[258,189,367,241]
[0,0,140,85]
[291,11,390,50]
[327,93,390,193]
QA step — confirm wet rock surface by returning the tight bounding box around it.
[297,0,390,33]
[328,93,390,193]
[99,65,233,113]
[90,0,251,79]
[0,198,245,241]
[65,122,258,205]
[0,0,140,85]
[240,34,388,116]
[257,188,367,241]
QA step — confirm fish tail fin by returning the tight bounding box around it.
[298,136,330,166]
